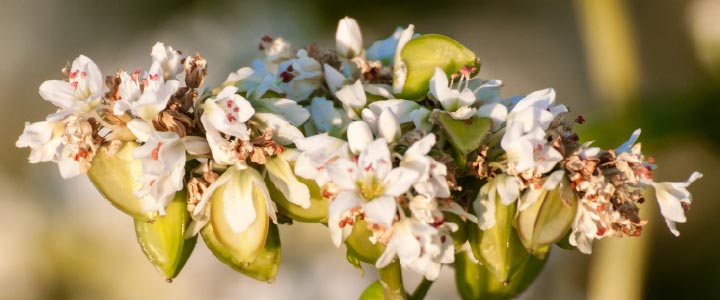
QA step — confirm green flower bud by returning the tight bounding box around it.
[134,191,197,281]
[345,219,385,264]
[395,34,479,100]
[265,155,328,223]
[209,167,271,264]
[454,250,547,300]
[87,141,154,221]
[516,176,577,257]
[202,222,281,283]
[468,194,529,284]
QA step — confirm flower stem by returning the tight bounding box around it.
[408,278,433,300]
[378,261,407,300]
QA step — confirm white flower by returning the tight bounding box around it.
[336,17,363,59]
[151,42,183,80]
[201,86,255,167]
[375,218,455,280]
[294,134,350,186]
[119,63,180,121]
[377,109,401,143]
[129,121,209,214]
[429,68,476,120]
[39,55,104,115]
[646,172,703,236]
[501,88,566,176]
[400,134,450,199]
[323,64,347,93]
[235,61,284,100]
[17,115,99,178]
[326,138,419,246]
[112,70,143,115]
[278,50,323,101]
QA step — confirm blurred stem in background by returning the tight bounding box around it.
[574,1,647,300]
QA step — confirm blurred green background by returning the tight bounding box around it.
[2,0,718,299]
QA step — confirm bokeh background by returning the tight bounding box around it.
[2,0,719,299]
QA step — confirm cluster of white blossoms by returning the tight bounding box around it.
[16,16,702,298]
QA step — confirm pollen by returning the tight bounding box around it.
[151,142,163,160]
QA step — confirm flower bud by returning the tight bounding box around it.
[202,221,281,282]
[454,249,546,300]
[87,141,154,221]
[265,155,328,223]
[134,191,197,281]
[209,167,272,264]
[336,17,363,59]
[516,174,577,257]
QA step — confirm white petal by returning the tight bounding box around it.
[126,120,154,142]
[335,80,366,109]
[328,191,363,246]
[616,129,641,153]
[223,168,258,233]
[253,112,304,145]
[323,64,346,93]
[181,136,210,155]
[378,109,400,143]
[476,103,507,130]
[38,80,75,108]
[327,159,359,191]
[382,167,419,197]
[473,184,496,230]
[266,156,311,208]
[363,196,397,227]
[255,98,310,126]
[347,121,374,154]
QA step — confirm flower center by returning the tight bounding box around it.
[357,175,385,200]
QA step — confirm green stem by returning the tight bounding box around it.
[408,278,433,300]
[378,261,407,300]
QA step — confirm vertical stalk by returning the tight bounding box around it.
[408,278,433,300]
[378,261,407,300]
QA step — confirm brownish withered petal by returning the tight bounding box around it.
[184,54,208,89]
[153,110,195,137]
[105,72,122,101]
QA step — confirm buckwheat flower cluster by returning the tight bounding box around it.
[16,16,702,299]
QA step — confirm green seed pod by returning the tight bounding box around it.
[134,191,197,281]
[87,141,153,221]
[468,194,530,284]
[202,221,281,282]
[345,219,385,264]
[209,167,271,264]
[454,249,547,300]
[395,34,479,100]
[265,155,328,223]
[516,176,577,257]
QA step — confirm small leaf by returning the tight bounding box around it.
[345,219,385,264]
[359,281,385,300]
[135,191,197,281]
[202,222,281,282]
[395,34,478,100]
[435,112,492,155]
[210,168,269,264]
[88,142,153,221]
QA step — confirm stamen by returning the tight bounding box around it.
[151,142,163,160]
